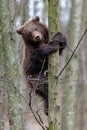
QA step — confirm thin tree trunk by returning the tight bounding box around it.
[48,0,61,130]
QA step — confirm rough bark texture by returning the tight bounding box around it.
[0,0,24,130]
[48,0,61,130]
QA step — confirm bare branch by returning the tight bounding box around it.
[56,29,87,79]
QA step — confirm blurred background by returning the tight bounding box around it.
[0,0,87,130]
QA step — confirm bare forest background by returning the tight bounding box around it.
[0,0,87,130]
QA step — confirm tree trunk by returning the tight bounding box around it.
[0,0,24,129]
[78,1,87,130]
[61,0,84,130]
[0,1,11,129]
[48,0,61,130]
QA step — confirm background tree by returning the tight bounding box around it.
[61,0,84,130]
[78,0,87,130]
[0,0,24,130]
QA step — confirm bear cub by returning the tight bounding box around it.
[16,16,66,115]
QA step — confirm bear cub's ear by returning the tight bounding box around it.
[16,26,24,35]
[31,16,40,22]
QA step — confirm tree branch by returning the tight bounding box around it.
[56,29,87,79]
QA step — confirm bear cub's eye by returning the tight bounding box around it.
[35,28,38,30]
[28,31,32,35]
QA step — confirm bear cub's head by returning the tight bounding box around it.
[16,16,48,47]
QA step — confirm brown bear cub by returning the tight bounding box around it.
[16,16,66,115]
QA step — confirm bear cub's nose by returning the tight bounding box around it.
[35,36,41,41]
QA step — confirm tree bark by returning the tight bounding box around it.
[0,1,11,129]
[48,0,61,130]
[0,0,24,129]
